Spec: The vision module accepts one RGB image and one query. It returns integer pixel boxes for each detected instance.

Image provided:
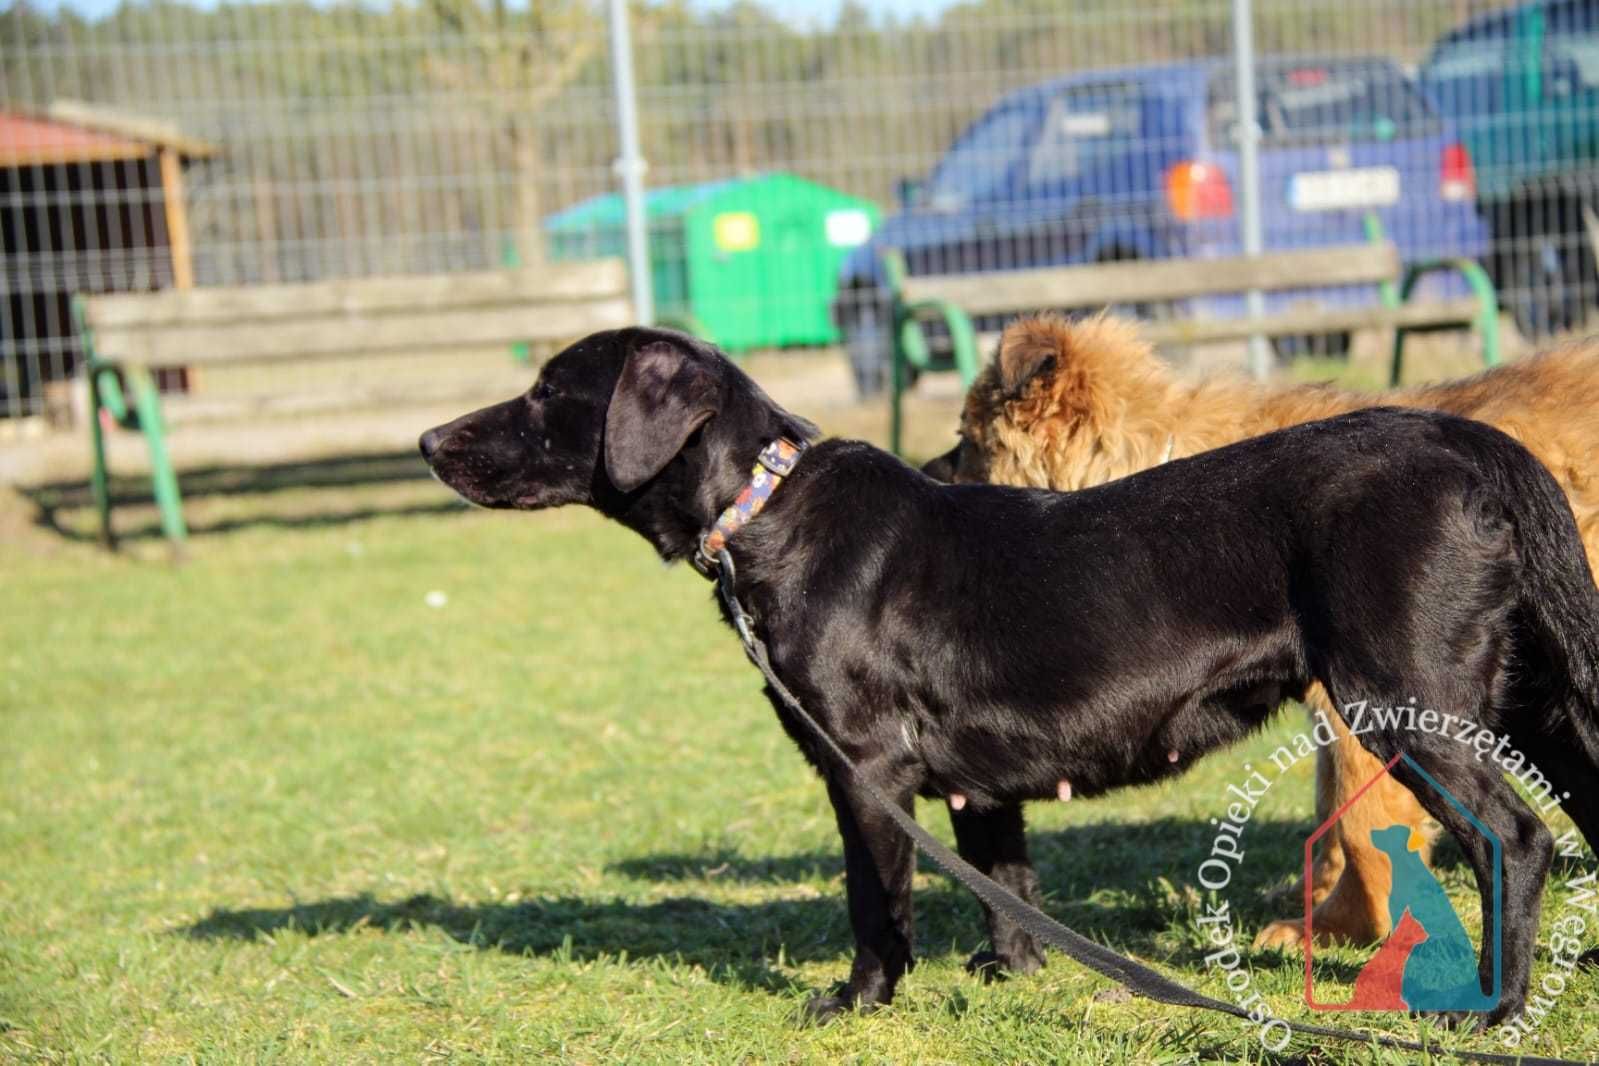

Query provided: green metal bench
[74,259,633,552]
[882,218,1502,454]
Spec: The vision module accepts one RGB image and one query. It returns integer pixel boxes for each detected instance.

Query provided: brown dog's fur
[953,314,1599,950]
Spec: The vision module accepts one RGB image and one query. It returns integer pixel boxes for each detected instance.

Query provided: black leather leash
[712,548,1593,1066]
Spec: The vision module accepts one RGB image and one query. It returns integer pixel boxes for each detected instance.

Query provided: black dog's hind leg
[808,770,917,1020]
[1513,721,1599,973]
[1350,708,1553,1029]
[949,802,1046,979]
[1565,772,1599,970]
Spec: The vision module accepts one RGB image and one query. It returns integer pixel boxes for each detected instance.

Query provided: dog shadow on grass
[182,817,1351,997]
[608,816,1370,982]
[182,889,834,994]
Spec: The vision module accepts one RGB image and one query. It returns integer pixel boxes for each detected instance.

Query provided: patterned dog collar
[696,438,808,573]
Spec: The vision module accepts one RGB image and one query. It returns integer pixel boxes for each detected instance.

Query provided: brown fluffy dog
[928,314,1599,950]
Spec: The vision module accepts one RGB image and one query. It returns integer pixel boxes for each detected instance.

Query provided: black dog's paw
[965,944,1045,983]
[965,950,1006,982]
[1581,948,1599,970]
[1481,991,1528,1032]
[1419,1009,1493,1034]
[1003,938,1046,976]
[801,990,856,1024]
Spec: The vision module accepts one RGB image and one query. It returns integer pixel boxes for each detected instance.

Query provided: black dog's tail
[1474,424,1599,765]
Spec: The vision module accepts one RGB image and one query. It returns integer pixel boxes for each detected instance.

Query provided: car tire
[1494,192,1597,339]
[841,293,895,399]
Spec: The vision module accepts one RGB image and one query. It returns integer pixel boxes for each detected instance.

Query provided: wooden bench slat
[92,297,635,366]
[900,244,1401,312]
[1137,299,1485,346]
[83,260,628,329]
[158,379,534,424]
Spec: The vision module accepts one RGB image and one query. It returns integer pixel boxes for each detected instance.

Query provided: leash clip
[714,548,756,648]
[693,533,719,576]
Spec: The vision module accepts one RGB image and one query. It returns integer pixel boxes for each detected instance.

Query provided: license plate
[1288,167,1401,211]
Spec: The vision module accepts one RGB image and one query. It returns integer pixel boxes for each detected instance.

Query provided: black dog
[421,327,1599,1027]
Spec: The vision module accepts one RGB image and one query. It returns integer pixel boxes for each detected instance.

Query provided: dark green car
[1420,0,1599,335]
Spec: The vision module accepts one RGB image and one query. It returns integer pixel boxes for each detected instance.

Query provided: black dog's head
[420,327,817,559]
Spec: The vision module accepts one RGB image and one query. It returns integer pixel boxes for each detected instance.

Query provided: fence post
[607,0,654,326]
[1231,0,1269,380]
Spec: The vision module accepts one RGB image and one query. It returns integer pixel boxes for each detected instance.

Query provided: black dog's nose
[419,427,444,461]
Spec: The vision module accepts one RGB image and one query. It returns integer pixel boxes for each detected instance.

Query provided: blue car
[835,56,1490,395]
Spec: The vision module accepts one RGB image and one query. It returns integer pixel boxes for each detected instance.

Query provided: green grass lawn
[3,468,1597,1064]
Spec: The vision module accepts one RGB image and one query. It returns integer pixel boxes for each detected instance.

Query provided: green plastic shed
[544,172,879,352]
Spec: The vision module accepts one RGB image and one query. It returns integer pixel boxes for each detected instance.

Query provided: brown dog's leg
[1263,696,1345,908]
[1254,693,1433,951]
[1308,719,1346,900]
[1268,708,1346,904]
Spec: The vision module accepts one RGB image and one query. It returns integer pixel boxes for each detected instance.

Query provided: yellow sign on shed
[712,211,760,252]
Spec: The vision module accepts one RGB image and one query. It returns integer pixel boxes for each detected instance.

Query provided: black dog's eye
[531,381,556,402]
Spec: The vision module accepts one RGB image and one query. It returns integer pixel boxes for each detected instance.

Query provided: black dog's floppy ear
[604,339,719,492]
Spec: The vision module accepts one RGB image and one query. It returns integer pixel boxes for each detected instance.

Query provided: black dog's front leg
[808,771,916,1020]
[949,802,1046,979]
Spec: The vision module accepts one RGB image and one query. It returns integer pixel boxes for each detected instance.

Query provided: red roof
[0,111,155,167]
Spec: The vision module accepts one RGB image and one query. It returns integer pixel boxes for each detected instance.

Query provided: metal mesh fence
[3,0,1595,420]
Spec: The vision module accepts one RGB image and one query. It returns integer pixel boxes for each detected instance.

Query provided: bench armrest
[1391,257,1502,385]
[71,294,134,425]
[1365,213,1501,382]
[880,249,981,385]
[897,298,981,384]
[1400,257,1499,322]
